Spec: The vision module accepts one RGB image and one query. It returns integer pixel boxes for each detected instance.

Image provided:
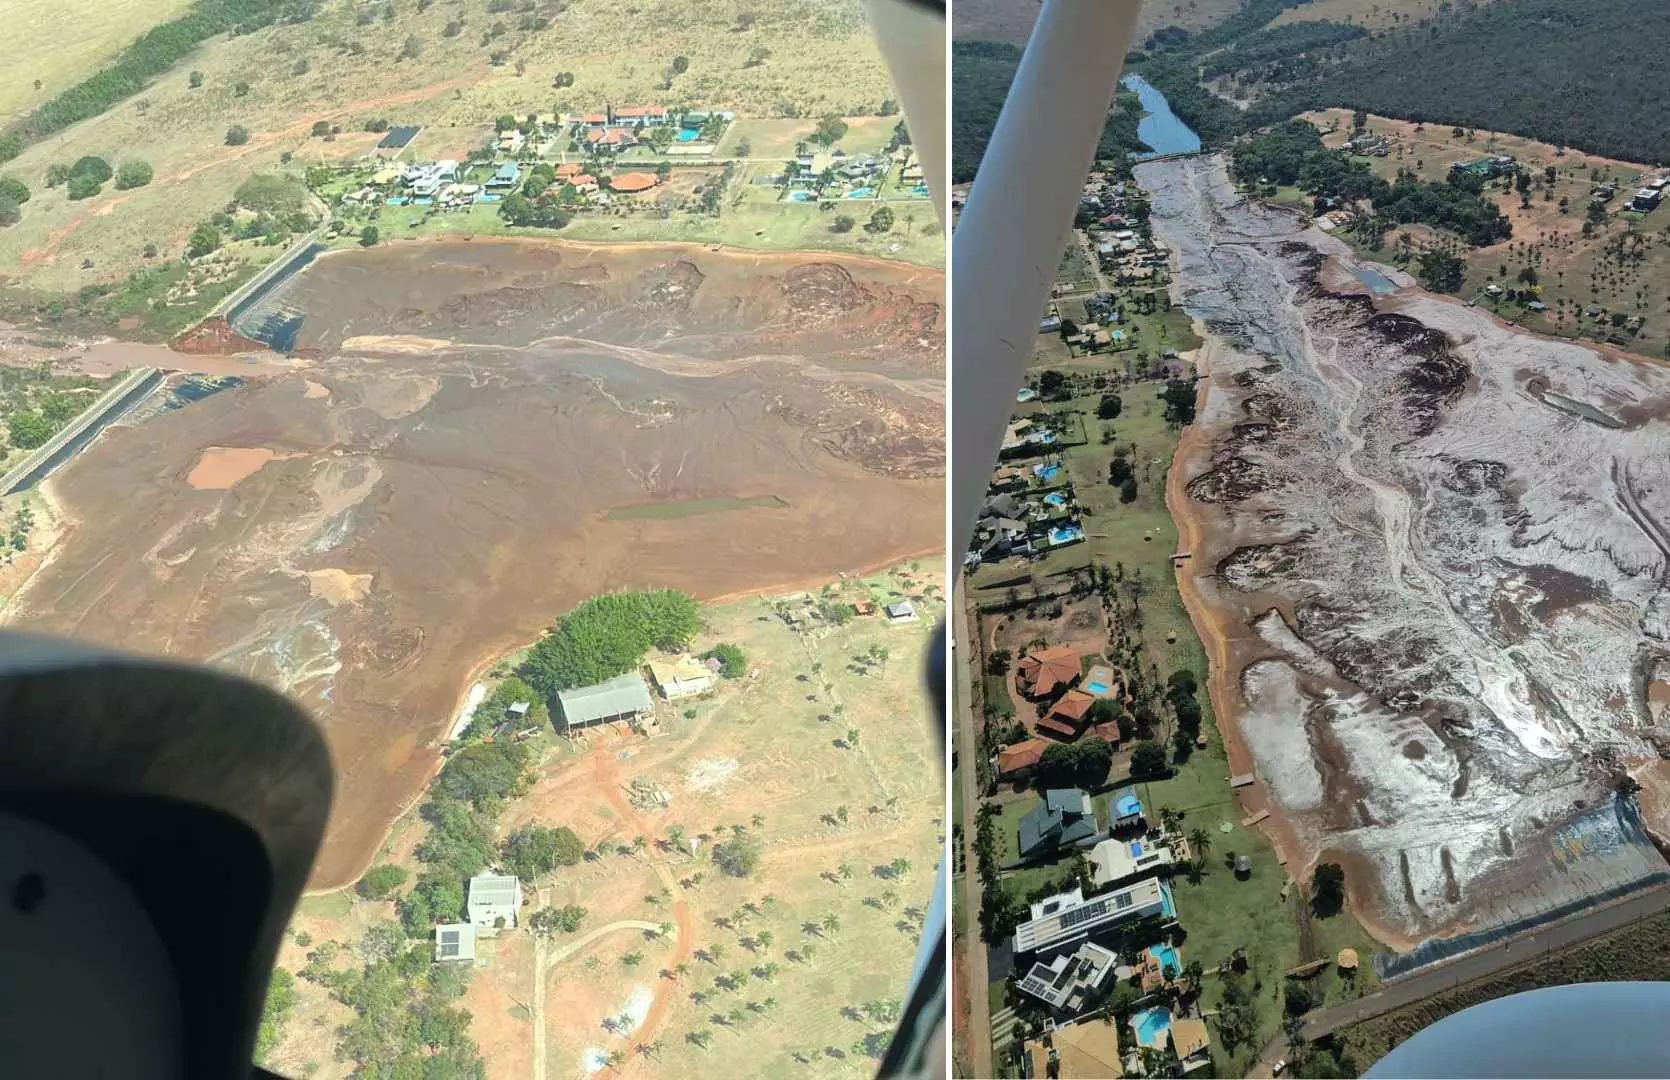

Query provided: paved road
[953,576,993,1079]
[1252,884,1670,1074]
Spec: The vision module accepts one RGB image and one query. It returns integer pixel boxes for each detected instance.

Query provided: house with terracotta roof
[1168,1016,1211,1070]
[1016,646,1083,699]
[611,105,668,125]
[995,737,1049,779]
[610,171,660,193]
[1041,688,1096,739]
[554,162,585,178]
[570,174,598,194]
[585,126,638,151]
[574,112,610,127]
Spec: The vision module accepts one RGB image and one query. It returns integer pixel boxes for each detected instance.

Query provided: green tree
[66,174,102,200]
[7,412,53,450]
[671,55,690,74]
[1119,477,1139,503]
[310,120,331,137]
[712,833,762,878]
[529,904,587,936]
[831,214,856,234]
[1312,862,1346,917]
[225,125,251,146]
[435,739,532,812]
[0,195,18,229]
[44,163,69,187]
[358,863,409,900]
[115,160,152,189]
[400,34,422,60]
[254,968,297,1064]
[1096,393,1123,419]
[189,70,204,88]
[359,225,380,247]
[518,590,701,694]
[500,824,584,880]
[0,177,30,204]
[235,80,250,97]
[866,205,895,233]
[1416,249,1466,293]
[1130,740,1168,779]
[704,643,746,678]
[811,114,849,147]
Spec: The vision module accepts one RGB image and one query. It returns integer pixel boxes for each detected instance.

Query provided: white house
[466,873,522,932]
[647,657,715,699]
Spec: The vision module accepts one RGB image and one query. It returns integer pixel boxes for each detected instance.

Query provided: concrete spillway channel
[0,367,165,496]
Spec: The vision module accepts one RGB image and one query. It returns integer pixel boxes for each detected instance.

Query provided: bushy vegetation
[499,192,571,229]
[499,824,584,881]
[519,589,701,696]
[703,643,746,678]
[253,968,297,1065]
[114,160,153,190]
[0,177,29,205]
[1200,20,1366,81]
[1232,122,1511,246]
[1036,736,1112,790]
[1246,0,1670,166]
[5,0,300,153]
[309,928,482,1076]
[358,863,408,900]
[712,832,762,878]
[434,738,534,814]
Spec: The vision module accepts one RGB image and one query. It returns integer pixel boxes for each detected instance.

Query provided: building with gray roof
[555,671,653,731]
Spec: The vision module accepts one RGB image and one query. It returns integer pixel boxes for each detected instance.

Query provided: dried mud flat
[3,239,943,889]
[1143,156,1670,946]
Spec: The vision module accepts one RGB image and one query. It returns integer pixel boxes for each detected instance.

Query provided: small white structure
[647,657,715,700]
[885,601,918,623]
[434,922,477,963]
[466,873,522,932]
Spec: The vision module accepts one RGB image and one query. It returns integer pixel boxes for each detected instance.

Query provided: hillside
[952,0,1243,46]
[0,0,896,296]
[1246,0,1670,166]
[0,0,195,121]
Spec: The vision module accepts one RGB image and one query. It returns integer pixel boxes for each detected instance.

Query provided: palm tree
[633,835,648,856]
[757,929,774,949]
[836,805,850,825]
[838,862,854,882]
[752,813,765,830]
[688,1029,712,1050]
[675,962,690,980]
[1188,827,1212,867]
[667,825,685,851]
[822,912,841,935]
[710,943,725,962]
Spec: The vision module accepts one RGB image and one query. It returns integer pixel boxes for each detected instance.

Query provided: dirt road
[952,576,992,1079]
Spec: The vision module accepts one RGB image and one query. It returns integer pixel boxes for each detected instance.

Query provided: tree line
[518,589,701,696]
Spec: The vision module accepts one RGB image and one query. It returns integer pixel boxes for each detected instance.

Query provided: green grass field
[0,0,194,119]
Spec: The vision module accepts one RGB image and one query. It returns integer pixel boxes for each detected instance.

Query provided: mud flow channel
[4,239,944,888]
[1143,155,1670,948]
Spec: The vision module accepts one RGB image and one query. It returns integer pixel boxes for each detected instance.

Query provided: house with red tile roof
[995,738,1049,779]
[610,171,660,193]
[585,126,638,150]
[1016,646,1083,699]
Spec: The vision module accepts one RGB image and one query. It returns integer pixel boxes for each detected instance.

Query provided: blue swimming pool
[846,187,876,199]
[788,191,816,202]
[1044,492,1067,507]
[1149,943,1182,978]
[1033,464,1061,480]
[1132,1007,1172,1050]
[912,184,930,196]
[1086,679,1111,695]
[676,128,700,142]
[1049,525,1083,546]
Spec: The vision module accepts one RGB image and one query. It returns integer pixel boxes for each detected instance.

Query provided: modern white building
[1012,879,1176,957]
[1016,940,1118,1012]
[1089,836,1175,888]
[466,873,522,932]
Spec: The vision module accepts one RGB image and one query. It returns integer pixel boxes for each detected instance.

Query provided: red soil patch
[185,446,295,490]
[173,317,265,354]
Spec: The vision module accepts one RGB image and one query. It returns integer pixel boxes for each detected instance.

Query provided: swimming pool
[676,128,700,142]
[1085,679,1111,695]
[1149,943,1182,978]
[1132,1007,1172,1050]
[912,184,930,196]
[1049,525,1084,546]
[1033,464,1061,481]
[846,187,876,198]
[788,191,816,202]
[1044,492,1068,507]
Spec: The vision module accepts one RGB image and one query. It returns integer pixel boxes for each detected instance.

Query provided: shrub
[114,160,152,190]
[186,224,221,257]
[712,833,761,878]
[310,120,331,137]
[359,225,379,246]
[70,156,112,184]
[0,195,18,228]
[831,214,855,233]
[188,70,203,89]
[0,177,30,204]
[704,643,746,678]
[226,125,250,146]
[358,864,408,900]
[1312,862,1346,917]
[7,411,53,449]
[65,175,102,200]
[866,205,894,233]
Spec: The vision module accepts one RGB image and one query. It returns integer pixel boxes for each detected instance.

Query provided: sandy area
[184,446,297,490]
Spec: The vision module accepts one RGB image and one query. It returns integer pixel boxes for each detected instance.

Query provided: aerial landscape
[953,0,1670,1077]
[0,0,942,1077]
